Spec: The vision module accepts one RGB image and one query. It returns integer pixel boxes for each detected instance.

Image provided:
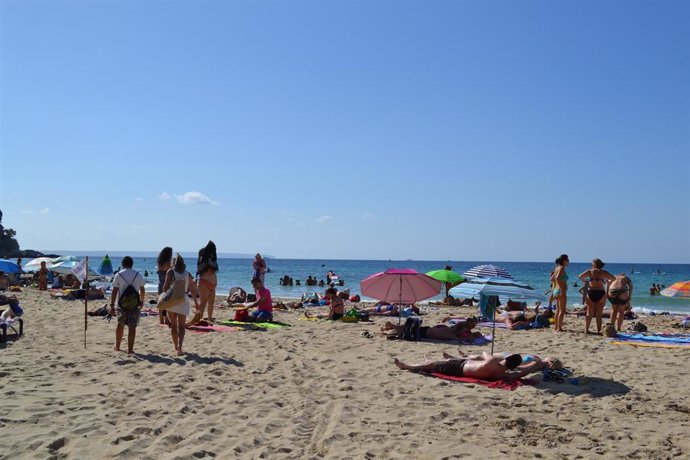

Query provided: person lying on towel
[394,351,558,381]
[500,307,554,330]
[381,317,482,341]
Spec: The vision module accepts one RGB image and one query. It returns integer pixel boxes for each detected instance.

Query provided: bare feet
[176,347,183,356]
[442,352,454,359]
[114,346,120,352]
[393,358,409,370]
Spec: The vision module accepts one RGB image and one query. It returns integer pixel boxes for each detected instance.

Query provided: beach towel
[609,332,690,348]
[429,372,536,391]
[219,320,290,329]
[187,324,238,333]
[424,334,494,346]
[477,321,509,329]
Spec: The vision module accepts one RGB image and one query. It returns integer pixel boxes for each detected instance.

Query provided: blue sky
[1,0,688,263]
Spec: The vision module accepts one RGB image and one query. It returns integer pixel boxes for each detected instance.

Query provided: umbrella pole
[84,257,88,350]
[398,276,402,327]
[491,300,496,355]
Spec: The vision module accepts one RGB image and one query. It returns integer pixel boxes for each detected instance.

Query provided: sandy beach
[1,289,689,459]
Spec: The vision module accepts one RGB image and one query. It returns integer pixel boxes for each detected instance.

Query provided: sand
[1,289,689,459]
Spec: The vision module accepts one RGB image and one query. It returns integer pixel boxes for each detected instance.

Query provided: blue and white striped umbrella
[463,264,513,280]
[449,277,545,302]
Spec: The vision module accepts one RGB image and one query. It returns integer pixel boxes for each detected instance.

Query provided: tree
[0,209,20,256]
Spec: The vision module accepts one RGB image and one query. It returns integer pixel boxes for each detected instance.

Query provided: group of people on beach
[105,244,273,355]
[550,254,633,334]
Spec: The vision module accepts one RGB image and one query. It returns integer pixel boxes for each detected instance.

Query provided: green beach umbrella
[425,269,465,284]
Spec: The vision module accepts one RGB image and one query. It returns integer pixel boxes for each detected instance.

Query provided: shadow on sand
[539,376,630,397]
[114,352,243,367]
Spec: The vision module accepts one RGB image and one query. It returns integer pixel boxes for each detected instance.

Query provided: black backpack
[401,317,422,341]
[118,272,142,311]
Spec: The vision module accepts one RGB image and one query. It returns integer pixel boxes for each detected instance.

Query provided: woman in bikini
[195,241,219,323]
[608,274,633,332]
[550,254,569,332]
[156,247,173,325]
[578,259,616,334]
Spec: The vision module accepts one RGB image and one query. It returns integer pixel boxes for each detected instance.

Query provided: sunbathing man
[394,351,555,380]
[381,317,482,341]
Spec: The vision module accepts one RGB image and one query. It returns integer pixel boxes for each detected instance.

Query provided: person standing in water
[195,241,218,323]
[550,254,569,332]
[578,259,616,334]
[252,254,267,284]
[156,247,173,325]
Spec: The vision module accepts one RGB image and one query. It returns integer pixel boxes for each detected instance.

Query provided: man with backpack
[109,256,146,354]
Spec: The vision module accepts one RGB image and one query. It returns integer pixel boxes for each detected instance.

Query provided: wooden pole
[84,257,88,349]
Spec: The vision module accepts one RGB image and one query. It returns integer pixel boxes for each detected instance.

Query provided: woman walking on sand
[578,259,615,334]
[161,254,199,356]
[38,261,49,290]
[550,254,569,332]
[156,247,173,325]
[195,241,218,323]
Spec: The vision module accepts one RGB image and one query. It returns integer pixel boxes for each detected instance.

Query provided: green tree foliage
[0,210,21,256]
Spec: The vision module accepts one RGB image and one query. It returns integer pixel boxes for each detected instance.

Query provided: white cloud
[316,215,334,224]
[175,191,218,205]
[158,192,172,201]
[20,208,50,215]
[362,212,377,220]
[20,210,35,214]
[39,208,50,214]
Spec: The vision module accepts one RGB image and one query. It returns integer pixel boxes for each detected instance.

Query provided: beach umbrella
[660,281,690,299]
[52,255,80,264]
[360,268,442,325]
[361,268,442,304]
[50,260,98,276]
[450,277,545,353]
[23,257,55,271]
[449,277,545,302]
[98,255,113,276]
[425,269,465,285]
[0,259,20,274]
[463,264,513,280]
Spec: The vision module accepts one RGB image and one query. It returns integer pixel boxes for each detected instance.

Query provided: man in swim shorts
[394,351,554,381]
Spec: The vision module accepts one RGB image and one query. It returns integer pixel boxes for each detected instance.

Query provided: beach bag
[631,322,648,333]
[228,287,247,304]
[234,308,249,321]
[157,272,187,311]
[401,317,422,341]
[118,272,141,312]
[604,323,618,338]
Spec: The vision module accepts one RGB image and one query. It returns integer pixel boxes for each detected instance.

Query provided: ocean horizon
[36,252,690,315]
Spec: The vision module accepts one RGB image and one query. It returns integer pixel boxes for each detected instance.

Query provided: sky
[1,0,688,263]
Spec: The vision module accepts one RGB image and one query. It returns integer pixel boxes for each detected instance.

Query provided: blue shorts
[251,310,272,321]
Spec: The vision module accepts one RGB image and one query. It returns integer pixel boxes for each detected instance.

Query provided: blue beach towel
[614,333,690,345]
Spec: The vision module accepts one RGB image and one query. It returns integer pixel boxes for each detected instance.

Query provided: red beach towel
[430,372,536,391]
[186,325,238,333]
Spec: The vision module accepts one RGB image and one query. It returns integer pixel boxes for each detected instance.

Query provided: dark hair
[157,247,173,268]
[592,258,604,269]
[505,354,523,369]
[325,287,337,296]
[252,278,263,286]
[173,254,186,273]
[122,256,134,269]
[555,254,569,266]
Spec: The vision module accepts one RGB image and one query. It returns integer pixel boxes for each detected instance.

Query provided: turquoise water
[123,258,690,315]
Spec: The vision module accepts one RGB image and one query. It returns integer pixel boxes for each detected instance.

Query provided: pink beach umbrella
[360,269,442,323]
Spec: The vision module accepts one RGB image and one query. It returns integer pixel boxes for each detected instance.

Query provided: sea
[106,257,690,315]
